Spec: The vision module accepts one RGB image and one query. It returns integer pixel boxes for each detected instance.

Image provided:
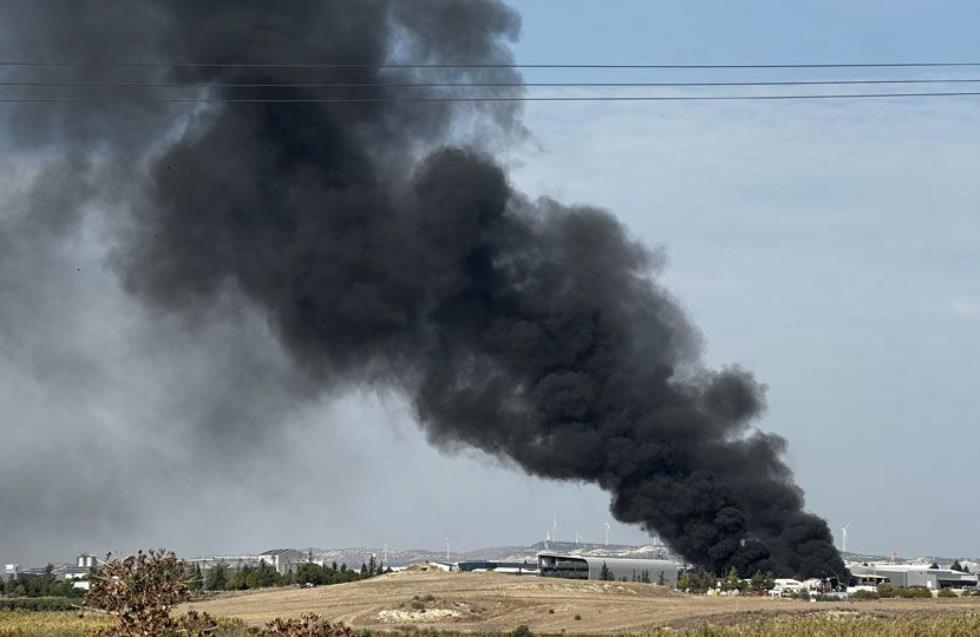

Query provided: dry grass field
[182,568,980,634]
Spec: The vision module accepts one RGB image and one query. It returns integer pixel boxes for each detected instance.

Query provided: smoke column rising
[2,1,843,577]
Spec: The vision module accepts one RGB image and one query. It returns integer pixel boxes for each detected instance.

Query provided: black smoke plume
[2,1,843,578]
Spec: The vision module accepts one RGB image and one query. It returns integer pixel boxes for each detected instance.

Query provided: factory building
[849,563,978,590]
[454,560,538,574]
[537,553,680,588]
[185,552,286,575]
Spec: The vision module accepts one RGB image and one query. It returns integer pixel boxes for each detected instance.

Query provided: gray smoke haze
[0,1,843,577]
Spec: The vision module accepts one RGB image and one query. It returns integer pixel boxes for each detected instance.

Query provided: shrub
[86,550,195,636]
[263,614,353,636]
[0,598,77,612]
[850,590,880,600]
[937,588,957,598]
[574,614,581,621]
[512,624,532,637]
[896,586,932,599]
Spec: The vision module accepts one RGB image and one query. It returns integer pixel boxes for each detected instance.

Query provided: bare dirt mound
[182,571,980,634]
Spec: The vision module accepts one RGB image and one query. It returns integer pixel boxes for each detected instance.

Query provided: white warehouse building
[849,563,978,590]
[537,553,680,588]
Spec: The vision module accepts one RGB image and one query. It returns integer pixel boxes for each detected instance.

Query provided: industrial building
[185,552,286,575]
[537,552,679,587]
[848,563,978,590]
[453,560,538,574]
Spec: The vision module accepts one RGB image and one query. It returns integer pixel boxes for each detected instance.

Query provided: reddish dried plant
[263,614,353,637]
[85,549,205,636]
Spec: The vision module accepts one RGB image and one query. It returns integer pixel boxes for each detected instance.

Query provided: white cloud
[952,296,980,316]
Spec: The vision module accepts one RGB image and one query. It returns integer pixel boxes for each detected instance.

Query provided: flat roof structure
[537,553,680,587]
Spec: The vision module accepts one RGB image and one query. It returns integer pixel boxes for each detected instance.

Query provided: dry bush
[86,550,195,636]
[263,613,353,636]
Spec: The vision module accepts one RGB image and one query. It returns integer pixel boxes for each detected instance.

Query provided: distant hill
[277,540,678,569]
[269,544,977,571]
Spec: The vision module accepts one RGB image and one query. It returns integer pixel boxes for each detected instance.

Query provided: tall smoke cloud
[1,1,843,577]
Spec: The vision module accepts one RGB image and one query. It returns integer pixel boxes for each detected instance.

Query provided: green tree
[763,571,775,591]
[295,563,326,586]
[687,568,715,594]
[26,564,57,597]
[205,563,228,591]
[750,570,765,592]
[951,560,965,572]
[677,571,690,591]
[229,565,259,590]
[256,560,281,588]
[599,562,613,581]
[656,571,666,586]
[192,564,204,591]
[722,567,740,592]
[368,555,377,575]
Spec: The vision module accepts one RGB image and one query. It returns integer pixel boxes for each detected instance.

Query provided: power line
[0,91,979,103]
[2,61,980,70]
[5,78,980,89]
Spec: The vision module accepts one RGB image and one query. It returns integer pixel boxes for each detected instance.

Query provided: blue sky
[512,1,980,65]
[504,1,980,557]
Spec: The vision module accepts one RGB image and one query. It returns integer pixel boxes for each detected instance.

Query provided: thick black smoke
[4,1,843,577]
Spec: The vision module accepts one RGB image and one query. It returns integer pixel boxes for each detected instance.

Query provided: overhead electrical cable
[2,61,980,70]
[4,78,980,89]
[2,91,980,103]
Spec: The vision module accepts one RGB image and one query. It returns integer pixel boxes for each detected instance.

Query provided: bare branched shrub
[263,613,353,636]
[86,550,193,636]
[178,609,222,636]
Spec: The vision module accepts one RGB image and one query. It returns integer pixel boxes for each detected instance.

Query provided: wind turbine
[841,523,851,554]
[603,522,611,546]
[553,514,558,544]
